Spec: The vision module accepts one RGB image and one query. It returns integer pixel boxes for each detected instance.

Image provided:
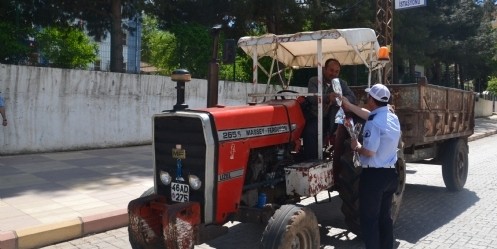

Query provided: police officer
[340,83,401,249]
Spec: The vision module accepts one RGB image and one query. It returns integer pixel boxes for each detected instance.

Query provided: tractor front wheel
[261,204,320,249]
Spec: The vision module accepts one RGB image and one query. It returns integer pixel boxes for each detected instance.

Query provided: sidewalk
[1,115,497,249]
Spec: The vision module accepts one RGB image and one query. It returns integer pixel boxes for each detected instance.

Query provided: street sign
[395,0,426,10]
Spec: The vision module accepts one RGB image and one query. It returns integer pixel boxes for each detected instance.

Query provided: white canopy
[237,28,381,68]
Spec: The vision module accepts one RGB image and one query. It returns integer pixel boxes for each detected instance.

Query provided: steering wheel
[275,90,299,100]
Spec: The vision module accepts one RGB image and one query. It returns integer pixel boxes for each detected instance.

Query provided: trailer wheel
[338,145,406,236]
[261,204,319,249]
[442,138,468,191]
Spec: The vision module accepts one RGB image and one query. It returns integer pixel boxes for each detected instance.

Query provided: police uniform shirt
[360,106,401,168]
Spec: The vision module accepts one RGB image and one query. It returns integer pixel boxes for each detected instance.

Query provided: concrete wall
[0,64,305,155]
[475,98,494,118]
[1,64,493,155]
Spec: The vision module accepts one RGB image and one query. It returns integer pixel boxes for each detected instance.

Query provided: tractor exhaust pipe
[171,69,191,111]
[207,24,222,108]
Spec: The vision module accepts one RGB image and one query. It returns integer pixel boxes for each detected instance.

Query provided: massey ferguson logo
[172,144,186,159]
[218,124,290,141]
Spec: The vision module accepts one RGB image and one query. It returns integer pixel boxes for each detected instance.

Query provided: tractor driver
[302,58,357,160]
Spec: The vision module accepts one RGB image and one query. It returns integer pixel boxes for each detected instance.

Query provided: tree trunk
[409,58,416,83]
[110,0,124,73]
[312,0,323,30]
[454,64,459,89]
[444,63,450,87]
[432,61,441,85]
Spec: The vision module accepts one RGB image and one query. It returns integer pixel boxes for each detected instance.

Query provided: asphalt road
[42,134,497,249]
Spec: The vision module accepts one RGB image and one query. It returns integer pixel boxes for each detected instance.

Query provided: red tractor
[128,28,406,249]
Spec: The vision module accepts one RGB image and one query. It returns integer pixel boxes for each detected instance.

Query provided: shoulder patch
[364,130,371,138]
[368,114,376,121]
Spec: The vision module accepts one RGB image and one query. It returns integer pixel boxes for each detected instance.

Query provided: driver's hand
[351,138,360,151]
[329,92,340,104]
[340,95,350,108]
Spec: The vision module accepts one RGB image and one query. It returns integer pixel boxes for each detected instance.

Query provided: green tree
[141,15,213,78]
[36,27,98,69]
[169,24,212,78]
[1,0,142,72]
[393,0,497,88]
[487,76,497,95]
[46,0,140,72]
[141,16,176,75]
[0,21,35,64]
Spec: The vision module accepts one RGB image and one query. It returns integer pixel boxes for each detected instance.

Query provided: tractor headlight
[160,171,172,186]
[189,175,202,190]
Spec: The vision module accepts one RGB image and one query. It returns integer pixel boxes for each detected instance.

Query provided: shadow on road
[394,184,479,243]
[200,183,479,248]
[313,183,479,247]
[0,145,153,198]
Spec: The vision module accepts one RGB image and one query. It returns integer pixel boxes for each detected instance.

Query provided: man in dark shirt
[303,58,356,160]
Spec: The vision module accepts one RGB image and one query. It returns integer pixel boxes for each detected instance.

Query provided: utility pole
[376,0,393,84]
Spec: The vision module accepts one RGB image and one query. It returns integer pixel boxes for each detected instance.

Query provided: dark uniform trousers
[359,167,398,249]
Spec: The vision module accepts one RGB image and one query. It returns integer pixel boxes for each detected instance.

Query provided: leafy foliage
[0,22,35,64]
[141,16,214,78]
[219,52,253,83]
[169,24,213,78]
[2,0,497,89]
[487,76,497,95]
[141,16,176,75]
[393,0,497,88]
[36,27,98,69]
[0,0,144,72]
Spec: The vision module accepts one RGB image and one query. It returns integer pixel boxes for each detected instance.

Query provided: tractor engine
[240,143,297,208]
[150,99,306,225]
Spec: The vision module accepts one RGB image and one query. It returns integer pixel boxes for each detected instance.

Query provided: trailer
[352,83,474,191]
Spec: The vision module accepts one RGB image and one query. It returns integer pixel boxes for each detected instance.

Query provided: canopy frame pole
[317,39,323,160]
[264,56,277,97]
[251,47,258,103]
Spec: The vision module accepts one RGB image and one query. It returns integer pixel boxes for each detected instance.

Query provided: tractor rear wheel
[261,204,320,249]
[392,153,406,222]
[337,153,362,235]
[441,138,468,191]
[338,148,406,236]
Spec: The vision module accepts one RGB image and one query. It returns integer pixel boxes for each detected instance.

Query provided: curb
[468,130,497,142]
[0,208,128,249]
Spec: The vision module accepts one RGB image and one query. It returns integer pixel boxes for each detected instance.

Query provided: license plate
[171,182,189,202]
